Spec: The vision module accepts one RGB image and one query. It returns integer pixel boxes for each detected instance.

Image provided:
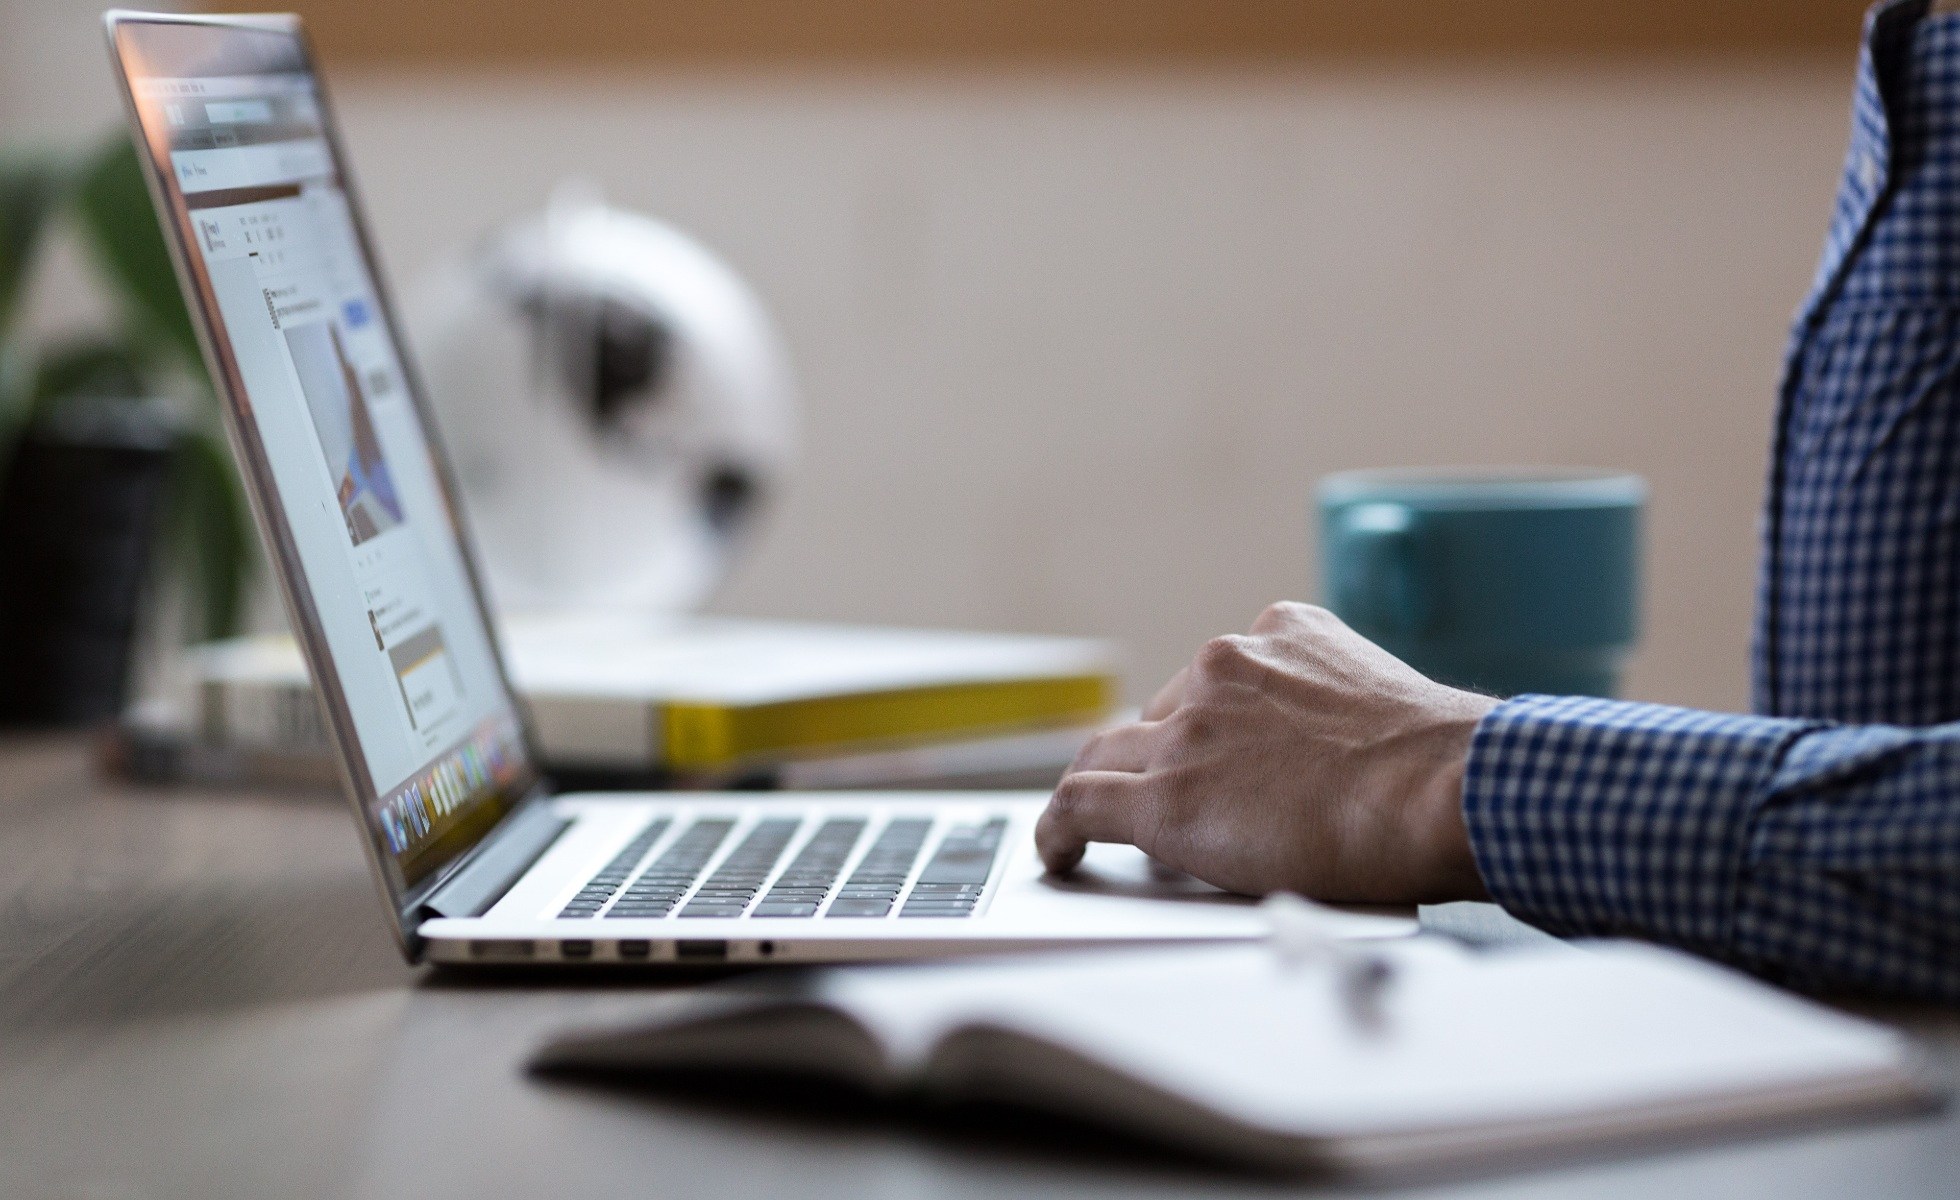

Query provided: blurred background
[0,0,1872,712]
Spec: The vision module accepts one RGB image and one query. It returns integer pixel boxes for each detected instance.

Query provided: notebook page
[817,940,1914,1140]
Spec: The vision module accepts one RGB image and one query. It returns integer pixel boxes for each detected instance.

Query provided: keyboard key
[556,816,672,918]
[752,903,819,918]
[673,817,802,918]
[914,818,1008,886]
[793,816,937,920]
[589,816,738,918]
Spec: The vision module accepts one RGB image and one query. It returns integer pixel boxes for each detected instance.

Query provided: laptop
[104,11,1412,967]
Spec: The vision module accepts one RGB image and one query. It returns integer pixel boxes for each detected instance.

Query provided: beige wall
[3,0,1859,712]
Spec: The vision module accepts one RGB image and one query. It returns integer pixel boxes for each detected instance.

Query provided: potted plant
[0,134,253,728]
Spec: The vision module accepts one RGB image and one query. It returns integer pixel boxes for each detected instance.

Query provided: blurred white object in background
[411,185,797,613]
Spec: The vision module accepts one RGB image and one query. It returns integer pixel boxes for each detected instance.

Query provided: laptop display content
[110,17,538,904]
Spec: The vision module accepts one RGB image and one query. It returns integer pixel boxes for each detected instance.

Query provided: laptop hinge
[420,802,573,919]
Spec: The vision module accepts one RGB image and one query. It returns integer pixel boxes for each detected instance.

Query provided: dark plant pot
[0,416,174,728]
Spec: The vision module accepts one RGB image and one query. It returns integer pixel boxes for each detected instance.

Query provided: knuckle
[1262,600,1308,625]
[1196,634,1253,675]
[1252,601,1348,648]
[1047,776,1091,820]
[1068,729,1110,770]
[1082,726,1111,747]
[1253,600,1315,632]
[1306,604,1354,637]
[1169,707,1218,749]
[1281,601,1335,629]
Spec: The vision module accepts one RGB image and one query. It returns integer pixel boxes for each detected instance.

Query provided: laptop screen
[110,16,539,898]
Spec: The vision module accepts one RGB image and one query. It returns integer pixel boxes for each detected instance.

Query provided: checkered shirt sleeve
[1464,695,1960,1000]
[1464,1,1960,1001]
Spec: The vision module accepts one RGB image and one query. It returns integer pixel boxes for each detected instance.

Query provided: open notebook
[533,938,1937,1176]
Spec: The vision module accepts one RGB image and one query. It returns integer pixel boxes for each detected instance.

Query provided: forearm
[1462,695,1960,1000]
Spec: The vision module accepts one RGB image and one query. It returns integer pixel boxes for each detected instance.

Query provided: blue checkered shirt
[1462,0,1960,1001]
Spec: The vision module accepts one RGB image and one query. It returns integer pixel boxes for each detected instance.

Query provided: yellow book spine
[660,675,1113,770]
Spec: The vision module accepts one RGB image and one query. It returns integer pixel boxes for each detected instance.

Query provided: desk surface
[1,735,1955,1200]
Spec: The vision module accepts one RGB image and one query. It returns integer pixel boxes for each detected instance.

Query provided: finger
[1067,720,1164,774]
[1037,770,1148,873]
[1142,667,1190,721]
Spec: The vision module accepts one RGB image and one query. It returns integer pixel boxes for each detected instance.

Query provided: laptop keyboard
[753,817,867,917]
[902,817,1007,918]
[678,818,801,918]
[559,813,1005,921]
[827,817,933,917]
[589,817,734,919]
[555,817,671,918]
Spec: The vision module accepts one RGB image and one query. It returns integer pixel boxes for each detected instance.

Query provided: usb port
[616,939,651,959]
[559,940,594,959]
[675,939,728,961]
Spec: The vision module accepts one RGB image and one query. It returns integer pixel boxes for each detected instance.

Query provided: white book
[191,612,1119,771]
[533,939,1935,1177]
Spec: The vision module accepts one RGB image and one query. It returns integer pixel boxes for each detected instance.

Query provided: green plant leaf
[28,335,151,407]
[70,135,206,379]
[167,425,256,640]
[0,146,70,341]
[7,138,256,651]
[0,341,31,443]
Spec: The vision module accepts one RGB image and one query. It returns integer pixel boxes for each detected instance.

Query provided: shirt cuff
[1461,694,1820,953]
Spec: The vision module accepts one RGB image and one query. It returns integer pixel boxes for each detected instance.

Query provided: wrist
[1405,694,1496,903]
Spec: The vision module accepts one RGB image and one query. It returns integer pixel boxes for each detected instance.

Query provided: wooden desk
[2,735,1955,1198]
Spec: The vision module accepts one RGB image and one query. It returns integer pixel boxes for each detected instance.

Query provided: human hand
[1036,602,1497,904]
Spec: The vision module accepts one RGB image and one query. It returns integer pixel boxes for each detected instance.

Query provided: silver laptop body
[106,10,1406,966]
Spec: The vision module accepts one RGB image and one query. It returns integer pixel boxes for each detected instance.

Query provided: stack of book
[123,612,1120,791]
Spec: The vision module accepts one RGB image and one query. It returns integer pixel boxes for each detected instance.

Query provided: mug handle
[1334,502,1432,638]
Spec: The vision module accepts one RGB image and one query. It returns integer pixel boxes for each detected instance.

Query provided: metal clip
[1263,892,1397,1034]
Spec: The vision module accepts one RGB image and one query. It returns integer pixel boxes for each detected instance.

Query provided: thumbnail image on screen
[286,320,405,545]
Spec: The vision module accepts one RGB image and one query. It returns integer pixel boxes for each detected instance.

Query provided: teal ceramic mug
[1318,468,1645,698]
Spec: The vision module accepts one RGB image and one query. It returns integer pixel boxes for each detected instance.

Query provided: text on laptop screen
[119,28,533,889]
